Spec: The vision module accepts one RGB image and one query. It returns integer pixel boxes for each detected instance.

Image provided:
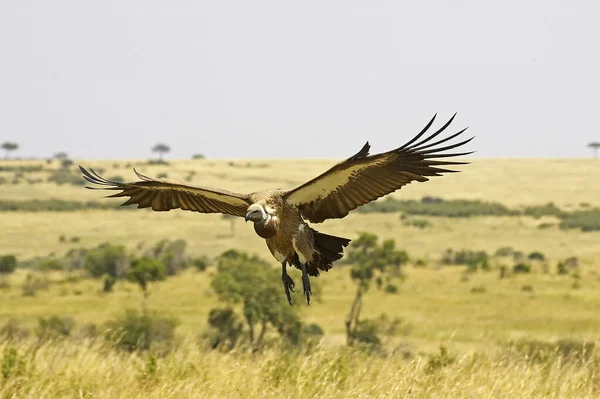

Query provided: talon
[281,261,295,306]
[302,273,312,305]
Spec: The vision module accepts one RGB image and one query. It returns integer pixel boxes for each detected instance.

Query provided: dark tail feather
[307,230,351,276]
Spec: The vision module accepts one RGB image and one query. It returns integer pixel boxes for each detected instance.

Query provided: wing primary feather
[133,168,153,181]
[417,137,475,155]
[411,127,469,152]
[424,151,475,158]
[397,113,437,150]
[407,113,457,149]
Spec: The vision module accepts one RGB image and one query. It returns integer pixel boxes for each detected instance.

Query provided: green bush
[127,257,166,292]
[0,199,130,212]
[528,251,546,261]
[145,239,188,276]
[204,307,245,350]
[1,347,26,379]
[358,197,518,217]
[193,256,209,272]
[84,243,128,278]
[105,309,179,352]
[384,284,398,294]
[442,249,489,271]
[103,274,117,292]
[36,316,75,341]
[37,258,64,271]
[425,345,455,374]
[523,202,564,218]
[513,263,531,274]
[0,255,17,274]
[559,209,600,232]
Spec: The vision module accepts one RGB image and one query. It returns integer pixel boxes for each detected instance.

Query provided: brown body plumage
[80,114,473,305]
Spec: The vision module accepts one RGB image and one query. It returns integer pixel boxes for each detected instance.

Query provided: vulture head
[245,203,268,223]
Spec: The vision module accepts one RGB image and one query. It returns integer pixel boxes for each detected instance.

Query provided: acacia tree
[210,250,303,349]
[127,257,166,311]
[345,232,408,347]
[589,142,600,158]
[1,142,18,159]
[152,143,170,161]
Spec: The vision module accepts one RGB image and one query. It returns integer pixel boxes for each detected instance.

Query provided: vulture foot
[281,261,295,305]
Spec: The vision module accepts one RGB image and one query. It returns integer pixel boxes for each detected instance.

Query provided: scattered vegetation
[208,250,304,349]
[358,196,518,217]
[345,233,408,348]
[105,309,179,352]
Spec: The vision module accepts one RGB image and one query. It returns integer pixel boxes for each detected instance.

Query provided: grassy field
[1,157,600,397]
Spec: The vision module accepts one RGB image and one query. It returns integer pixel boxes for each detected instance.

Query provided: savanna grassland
[1,157,600,398]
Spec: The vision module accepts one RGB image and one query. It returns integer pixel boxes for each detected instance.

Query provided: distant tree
[1,142,18,159]
[222,214,237,237]
[53,152,69,161]
[127,257,166,310]
[589,142,600,158]
[345,233,408,347]
[0,255,17,274]
[152,143,171,161]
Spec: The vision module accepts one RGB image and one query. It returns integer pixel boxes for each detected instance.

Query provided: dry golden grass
[1,338,599,398]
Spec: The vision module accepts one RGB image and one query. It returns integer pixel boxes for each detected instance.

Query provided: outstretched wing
[283,114,473,223]
[80,166,252,217]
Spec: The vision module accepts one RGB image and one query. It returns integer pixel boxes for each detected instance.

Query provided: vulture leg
[281,261,295,305]
[299,263,312,305]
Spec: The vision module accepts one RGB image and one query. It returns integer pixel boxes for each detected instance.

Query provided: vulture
[80,114,473,305]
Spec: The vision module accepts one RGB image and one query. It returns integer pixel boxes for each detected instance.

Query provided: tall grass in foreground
[1,337,599,398]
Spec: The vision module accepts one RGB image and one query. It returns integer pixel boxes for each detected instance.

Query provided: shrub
[384,284,398,294]
[557,262,569,275]
[1,347,26,379]
[494,247,514,257]
[559,209,600,232]
[523,202,564,218]
[105,309,178,352]
[0,319,29,341]
[84,243,128,278]
[0,255,16,274]
[37,258,64,271]
[471,285,486,293]
[204,307,244,350]
[403,218,431,228]
[103,274,117,292]
[358,197,518,217]
[442,249,489,271]
[21,274,50,296]
[145,239,188,276]
[127,257,166,292]
[193,256,209,272]
[36,316,75,341]
[425,345,455,374]
[528,251,545,261]
[513,263,531,274]
[192,154,205,159]
[521,285,534,292]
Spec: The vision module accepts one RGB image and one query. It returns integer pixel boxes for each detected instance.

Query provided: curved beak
[245,212,251,222]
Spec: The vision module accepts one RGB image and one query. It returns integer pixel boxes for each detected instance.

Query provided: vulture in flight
[80,114,473,305]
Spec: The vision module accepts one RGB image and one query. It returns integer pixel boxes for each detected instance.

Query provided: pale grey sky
[1,1,598,160]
